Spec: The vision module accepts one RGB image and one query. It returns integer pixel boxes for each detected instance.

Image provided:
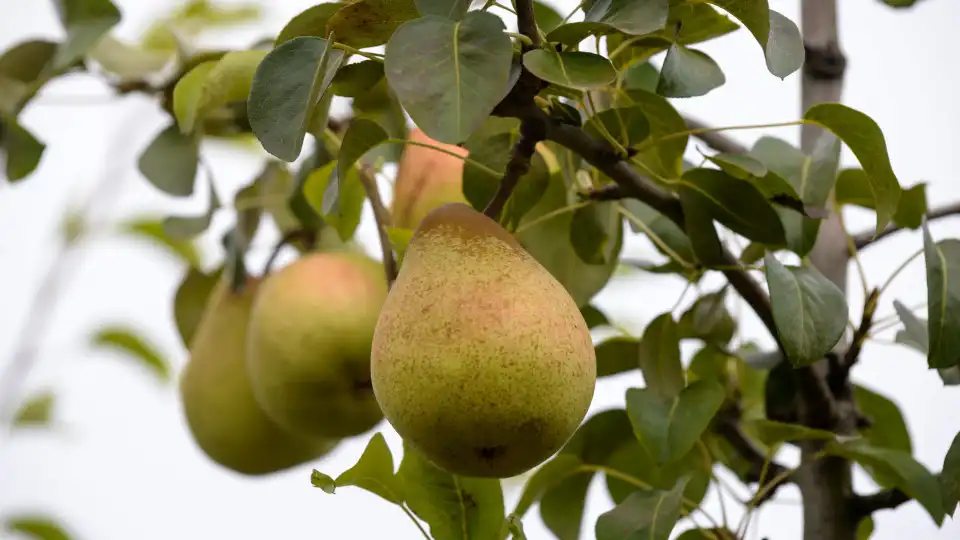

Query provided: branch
[684,117,750,155]
[358,167,399,285]
[483,120,545,220]
[852,201,960,250]
[832,288,879,387]
[514,0,542,48]
[851,487,911,517]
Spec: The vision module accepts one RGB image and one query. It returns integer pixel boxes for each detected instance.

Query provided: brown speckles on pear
[371,203,596,478]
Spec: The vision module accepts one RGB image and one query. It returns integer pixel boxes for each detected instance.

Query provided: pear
[179,277,337,475]
[371,203,597,478]
[391,128,469,229]
[246,251,388,439]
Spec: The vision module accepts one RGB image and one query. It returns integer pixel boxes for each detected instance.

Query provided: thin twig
[832,288,879,389]
[852,201,960,250]
[684,117,750,155]
[262,229,316,276]
[714,409,792,503]
[358,167,399,285]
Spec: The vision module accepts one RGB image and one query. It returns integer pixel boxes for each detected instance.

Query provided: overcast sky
[1,1,959,539]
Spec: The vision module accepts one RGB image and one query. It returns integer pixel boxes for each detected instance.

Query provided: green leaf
[704,1,800,78]
[604,440,711,507]
[540,410,635,540]
[162,175,221,239]
[5,516,72,540]
[594,477,688,540]
[618,89,688,180]
[894,299,928,353]
[516,162,622,307]
[764,10,804,78]
[596,337,640,378]
[173,266,222,348]
[748,133,840,256]
[398,441,505,540]
[303,161,365,242]
[387,227,414,265]
[310,470,337,493]
[248,36,345,161]
[657,44,725,98]
[583,0,669,36]
[87,35,172,82]
[334,432,403,503]
[764,253,848,366]
[0,40,58,104]
[826,439,945,526]
[581,304,610,329]
[503,152,550,231]
[638,313,684,400]
[941,430,960,517]
[276,3,345,44]
[13,391,55,428]
[854,384,912,453]
[52,0,122,70]
[385,12,513,144]
[121,218,200,266]
[804,103,902,234]
[625,380,725,464]
[678,290,736,346]
[570,204,619,265]
[336,118,387,205]
[329,60,385,98]
[678,189,726,267]
[745,419,835,446]
[92,326,170,382]
[857,517,875,540]
[1,116,46,182]
[533,1,564,33]
[621,199,695,266]
[705,153,767,179]
[137,122,199,196]
[923,226,960,370]
[679,168,786,247]
[416,0,469,19]
[892,183,927,230]
[328,0,420,48]
[584,106,651,149]
[174,50,266,133]
[523,50,617,91]
[512,454,583,517]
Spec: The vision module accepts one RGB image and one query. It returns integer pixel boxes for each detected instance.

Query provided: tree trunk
[797,1,859,539]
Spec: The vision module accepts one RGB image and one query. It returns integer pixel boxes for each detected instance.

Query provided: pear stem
[263,229,316,276]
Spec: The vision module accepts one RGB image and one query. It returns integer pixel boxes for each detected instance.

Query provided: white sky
[1,1,959,539]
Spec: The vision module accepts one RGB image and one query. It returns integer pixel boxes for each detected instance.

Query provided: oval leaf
[276,2,345,45]
[398,441,505,540]
[764,253,848,366]
[13,391,55,428]
[922,225,960,369]
[596,337,640,378]
[584,0,669,36]
[137,122,199,197]
[626,380,725,464]
[679,168,786,247]
[595,477,688,540]
[657,44,725,98]
[523,49,617,90]
[248,36,345,161]
[335,432,402,503]
[638,312,684,400]
[175,50,267,133]
[416,0,470,20]
[385,12,513,144]
[765,10,804,78]
[942,430,960,517]
[91,326,171,382]
[803,103,902,234]
[328,0,420,48]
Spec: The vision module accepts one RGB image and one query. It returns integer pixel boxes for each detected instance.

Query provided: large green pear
[371,203,597,478]
[179,277,337,475]
[246,251,388,439]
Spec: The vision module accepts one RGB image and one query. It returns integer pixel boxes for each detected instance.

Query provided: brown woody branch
[358,167,399,286]
[851,487,911,517]
[852,201,960,250]
[484,119,546,220]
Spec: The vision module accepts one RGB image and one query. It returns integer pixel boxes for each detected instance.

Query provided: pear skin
[179,277,337,475]
[391,128,468,229]
[371,203,597,478]
[246,251,388,439]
